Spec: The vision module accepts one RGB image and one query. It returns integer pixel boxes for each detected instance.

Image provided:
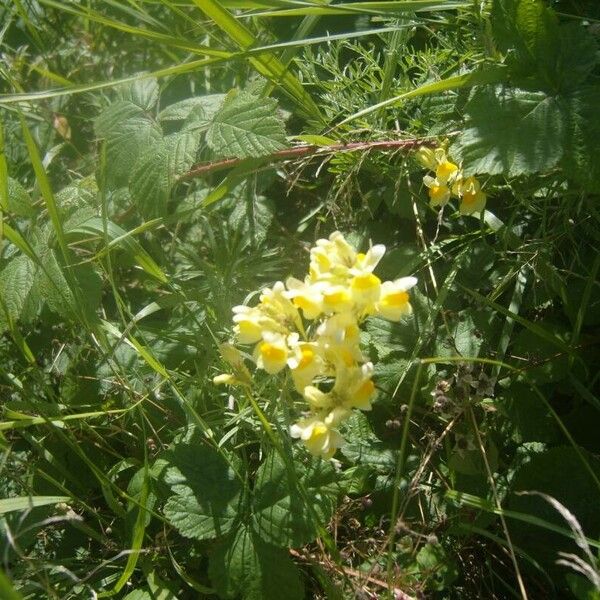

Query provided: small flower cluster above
[417,147,487,215]
[214,232,417,459]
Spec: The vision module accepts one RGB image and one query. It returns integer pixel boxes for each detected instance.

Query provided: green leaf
[163,429,242,541]
[416,543,458,592]
[562,85,600,191]
[33,230,102,323]
[229,191,274,247]
[496,383,558,444]
[158,93,225,127]
[208,524,304,600]
[6,178,34,217]
[207,91,287,159]
[55,176,99,219]
[510,321,572,384]
[116,77,160,111]
[0,255,42,331]
[252,451,339,547]
[507,446,600,567]
[95,100,162,189]
[365,316,418,361]
[129,130,201,219]
[491,0,558,72]
[0,496,69,515]
[453,85,563,176]
[341,412,397,470]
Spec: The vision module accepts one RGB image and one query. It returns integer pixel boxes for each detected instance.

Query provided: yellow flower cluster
[417,147,486,215]
[215,232,418,459]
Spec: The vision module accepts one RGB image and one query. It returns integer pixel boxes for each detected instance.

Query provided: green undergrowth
[0,1,599,599]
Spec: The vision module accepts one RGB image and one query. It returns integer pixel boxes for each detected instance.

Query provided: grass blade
[0,496,70,515]
[191,0,324,121]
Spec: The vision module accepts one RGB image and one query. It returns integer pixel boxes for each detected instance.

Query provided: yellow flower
[284,277,324,319]
[423,175,451,207]
[254,332,289,374]
[376,277,418,321]
[435,160,459,185]
[458,176,486,215]
[415,147,437,170]
[349,272,381,306]
[334,361,376,411]
[289,408,348,459]
[288,342,324,392]
[232,306,267,344]
[321,285,353,313]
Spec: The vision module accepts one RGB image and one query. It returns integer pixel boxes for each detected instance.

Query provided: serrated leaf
[207,91,287,159]
[158,94,225,126]
[116,77,160,111]
[33,229,102,323]
[453,85,563,176]
[95,100,162,189]
[229,191,274,247]
[208,525,304,600]
[55,176,99,218]
[491,0,557,70]
[341,412,397,470]
[0,255,41,331]
[365,316,418,361]
[129,130,200,219]
[252,452,339,547]
[562,85,600,190]
[163,430,242,541]
[6,178,34,217]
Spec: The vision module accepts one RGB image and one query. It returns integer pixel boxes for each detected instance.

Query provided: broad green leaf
[434,310,497,359]
[507,447,600,567]
[0,255,42,331]
[6,178,35,217]
[208,524,304,600]
[416,543,458,592]
[129,130,201,219]
[95,100,162,189]
[562,85,600,191]
[453,85,563,176]
[448,438,498,476]
[341,412,397,470]
[207,91,287,159]
[496,383,558,444]
[116,77,160,111]
[163,429,242,541]
[0,496,69,514]
[157,93,225,127]
[491,0,557,70]
[252,451,339,547]
[229,192,274,246]
[365,316,418,361]
[33,229,102,323]
[55,176,99,218]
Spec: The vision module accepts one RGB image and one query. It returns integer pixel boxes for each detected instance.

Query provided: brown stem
[180,138,432,180]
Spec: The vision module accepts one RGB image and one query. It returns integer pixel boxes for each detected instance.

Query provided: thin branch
[180,138,432,180]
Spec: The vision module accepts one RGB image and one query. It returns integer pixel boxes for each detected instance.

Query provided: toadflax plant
[215,232,417,459]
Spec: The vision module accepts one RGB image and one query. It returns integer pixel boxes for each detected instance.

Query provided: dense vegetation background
[1,0,599,598]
